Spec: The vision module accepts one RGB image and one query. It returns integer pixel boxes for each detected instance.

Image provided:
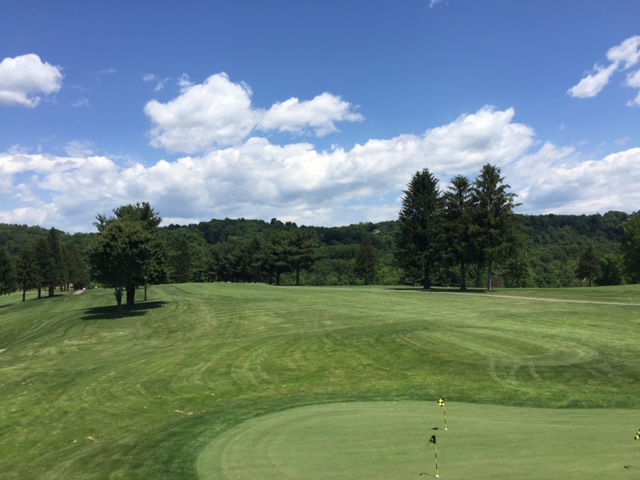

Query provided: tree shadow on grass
[82,301,167,321]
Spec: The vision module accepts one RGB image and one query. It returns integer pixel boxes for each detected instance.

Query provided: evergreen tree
[355,237,379,285]
[443,175,473,290]
[471,164,519,291]
[16,246,38,301]
[397,168,442,289]
[622,213,640,283]
[45,228,64,296]
[0,246,16,295]
[576,244,601,287]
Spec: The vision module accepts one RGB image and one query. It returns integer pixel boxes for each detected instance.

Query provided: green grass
[1,284,640,479]
[197,401,640,479]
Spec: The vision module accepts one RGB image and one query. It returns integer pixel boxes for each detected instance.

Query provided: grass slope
[1,284,639,479]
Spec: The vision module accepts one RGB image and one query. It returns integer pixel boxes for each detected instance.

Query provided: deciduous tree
[89,202,164,315]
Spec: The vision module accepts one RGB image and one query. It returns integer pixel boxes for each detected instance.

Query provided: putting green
[197,401,640,479]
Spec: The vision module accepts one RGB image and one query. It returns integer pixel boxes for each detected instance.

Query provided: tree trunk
[487,261,494,292]
[460,262,467,291]
[423,262,431,289]
[126,286,136,306]
[115,287,123,318]
[22,287,26,302]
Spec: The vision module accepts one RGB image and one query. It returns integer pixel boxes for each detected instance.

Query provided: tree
[622,213,640,283]
[471,164,519,291]
[597,253,625,286]
[89,202,164,315]
[397,169,442,289]
[288,229,322,286]
[443,175,473,290]
[0,246,16,295]
[355,237,379,285]
[16,246,38,301]
[576,245,601,287]
[45,228,64,297]
[33,237,52,298]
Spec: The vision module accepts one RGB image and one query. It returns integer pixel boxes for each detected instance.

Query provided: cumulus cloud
[2,105,638,232]
[0,54,63,107]
[144,73,257,153]
[144,73,364,154]
[261,92,364,136]
[568,35,640,104]
[509,144,640,214]
[0,107,537,231]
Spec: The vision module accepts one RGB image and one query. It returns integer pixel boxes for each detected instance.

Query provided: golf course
[1,283,640,479]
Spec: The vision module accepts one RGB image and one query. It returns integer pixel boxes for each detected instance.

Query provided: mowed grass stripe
[1,284,639,479]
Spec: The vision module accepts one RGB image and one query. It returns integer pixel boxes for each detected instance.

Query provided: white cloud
[144,73,365,154]
[2,105,638,232]
[0,54,63,107]
[509,144,640,214]
[625,69,640,106]
[569,35,640,104]
[144,73,257,153]
[0,107,536,230]
[567,63,617,98]
[72,97,90,108]
[606,35,640,69]
[260,92,364,136]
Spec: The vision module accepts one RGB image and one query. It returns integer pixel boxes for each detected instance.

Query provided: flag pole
[438,398,447,431]
[428,435,439,478]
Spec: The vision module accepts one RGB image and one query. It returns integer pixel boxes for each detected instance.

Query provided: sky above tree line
[1,0,639,233]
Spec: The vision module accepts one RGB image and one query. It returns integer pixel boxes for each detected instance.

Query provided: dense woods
[0,208,640,295]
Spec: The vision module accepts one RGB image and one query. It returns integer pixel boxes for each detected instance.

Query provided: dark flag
[428,435,436,445]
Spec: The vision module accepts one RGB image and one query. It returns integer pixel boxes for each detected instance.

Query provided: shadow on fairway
[82,301,167,321]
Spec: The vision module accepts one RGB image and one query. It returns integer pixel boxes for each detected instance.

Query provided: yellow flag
[438,398,445,407]
[428,435,436,445]
[635,429,640,440]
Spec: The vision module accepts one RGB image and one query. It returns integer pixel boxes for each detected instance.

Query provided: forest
[0,208,637,295]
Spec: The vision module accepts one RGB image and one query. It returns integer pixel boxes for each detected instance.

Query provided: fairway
[1,283,640,479]
[197,401,640,480]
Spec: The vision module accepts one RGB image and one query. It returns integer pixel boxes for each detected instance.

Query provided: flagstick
[442,403,448,431]
[438,398,448,431]
[434,442,439,478]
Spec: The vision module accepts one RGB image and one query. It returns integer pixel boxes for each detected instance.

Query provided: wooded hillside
[0,211,634,290]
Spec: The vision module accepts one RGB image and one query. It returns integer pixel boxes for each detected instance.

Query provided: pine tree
[397,169,442,289]
[471,164,519,291]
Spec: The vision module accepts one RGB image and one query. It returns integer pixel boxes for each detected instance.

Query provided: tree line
[1,168,640,309]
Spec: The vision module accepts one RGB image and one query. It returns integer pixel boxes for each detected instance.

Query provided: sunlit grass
[1,283,639,478]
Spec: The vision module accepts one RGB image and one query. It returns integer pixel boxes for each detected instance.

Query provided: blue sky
[1,0,639,232]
